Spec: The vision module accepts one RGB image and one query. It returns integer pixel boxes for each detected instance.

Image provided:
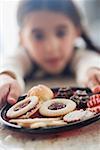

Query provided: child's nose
[45,37,59,53]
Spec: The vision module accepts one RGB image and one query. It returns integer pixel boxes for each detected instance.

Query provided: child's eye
[34,33,45,41]
[56,30,67,38]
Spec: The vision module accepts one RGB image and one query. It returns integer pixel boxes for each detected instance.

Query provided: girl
[0,0,100,108]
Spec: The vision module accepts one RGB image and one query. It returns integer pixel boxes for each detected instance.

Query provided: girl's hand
[84,67,100,92]
[92,85,100,93]
[0,74,22,108]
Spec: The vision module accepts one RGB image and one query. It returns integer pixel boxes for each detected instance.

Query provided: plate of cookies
[0,84,100,134]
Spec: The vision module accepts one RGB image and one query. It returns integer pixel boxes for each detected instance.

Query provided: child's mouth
[45,58,62,67]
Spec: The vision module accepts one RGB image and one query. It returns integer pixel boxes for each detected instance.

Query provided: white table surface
[0,77,100,150]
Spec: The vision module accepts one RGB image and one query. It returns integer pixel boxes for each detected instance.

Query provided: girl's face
[20,11,79,74]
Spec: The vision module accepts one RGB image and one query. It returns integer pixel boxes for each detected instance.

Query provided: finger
[87,77,99,89]
[95,74,100,84]
[0,85,10,108]
[92,85,100,93]
[92,74,100,93]
[7,84,20,105]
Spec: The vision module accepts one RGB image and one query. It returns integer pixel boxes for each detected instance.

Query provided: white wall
[0,0,20,58]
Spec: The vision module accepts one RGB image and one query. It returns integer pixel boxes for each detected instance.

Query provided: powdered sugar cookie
[39,98,76,117]
[7,96,39,118]
[27,84,54,101]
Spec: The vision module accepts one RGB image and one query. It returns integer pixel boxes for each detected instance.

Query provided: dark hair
[17,0,99,53]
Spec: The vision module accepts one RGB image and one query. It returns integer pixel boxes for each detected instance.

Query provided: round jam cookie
[87,94,100,108]
[6,96,39,118]
[19,102,41,119]
[63,110,86,123]
[27,84,54,101]
[39,98,76,117]
[88,105,100,113]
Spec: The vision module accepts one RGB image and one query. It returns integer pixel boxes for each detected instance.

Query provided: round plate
[0,87,100,134]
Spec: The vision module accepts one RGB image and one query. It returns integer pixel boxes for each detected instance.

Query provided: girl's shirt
[0,48,100,93]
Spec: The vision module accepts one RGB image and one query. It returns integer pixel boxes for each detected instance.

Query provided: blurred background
[0,0,100,59]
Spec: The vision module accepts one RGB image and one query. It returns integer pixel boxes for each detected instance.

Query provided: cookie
[87,94,100,108]
[30,122,47,128]
[27,84,54,101]
[70,90,89,109]
[30,120,67,128]
[9,117,61,124]
[55,87,73,99]
[19,102,41,119]
[82,110,95,120]
[88,105,100,113]
[39,98,76,117]
[7,96,39,118]
[63,109,86,123]
[10,118,66,128]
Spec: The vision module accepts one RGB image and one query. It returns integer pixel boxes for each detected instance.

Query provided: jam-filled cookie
[7,96,39,118]
[19,102,41,119]
[27,84,54,101]
[39,98,76,117]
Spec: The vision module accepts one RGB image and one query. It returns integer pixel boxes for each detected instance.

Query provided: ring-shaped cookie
[39,98,76,117]
[7,96,39,118]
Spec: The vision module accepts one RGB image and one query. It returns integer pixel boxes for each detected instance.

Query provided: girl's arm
[72,49,100,88]
[0,47,32,93]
